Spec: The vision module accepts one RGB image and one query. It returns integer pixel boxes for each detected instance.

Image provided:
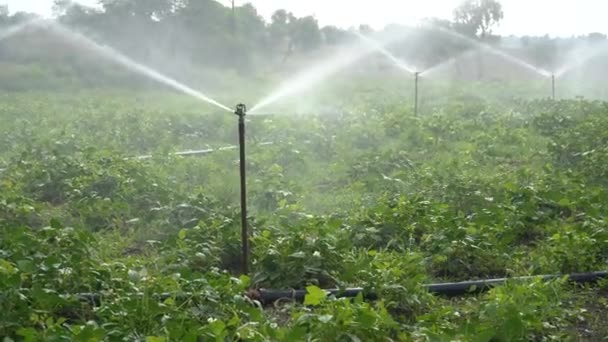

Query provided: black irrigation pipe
[75,271,608,306]
[256,271,608,304]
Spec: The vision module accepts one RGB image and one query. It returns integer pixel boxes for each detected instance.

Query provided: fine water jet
[38,21,232,112]
[354,32,424,115]
[250,31,405,114]
[432,25,553,79]
[0,19,40,42]
[555,43,608,78]
[419,49,477,79]
[354,32,418,75]
[414,71,420,116]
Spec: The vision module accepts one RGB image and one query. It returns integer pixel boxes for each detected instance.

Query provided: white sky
[2,0,606,37]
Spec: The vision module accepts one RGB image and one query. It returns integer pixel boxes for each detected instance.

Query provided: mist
[2,0,608,340]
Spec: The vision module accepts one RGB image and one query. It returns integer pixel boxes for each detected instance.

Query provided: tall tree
[454,0,503,80]
[453,0,503,39]
[291,16,322,51]
[588,32,607,43]
[321,25,346,45]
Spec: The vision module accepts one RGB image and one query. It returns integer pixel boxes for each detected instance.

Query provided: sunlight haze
[2,0,606,37]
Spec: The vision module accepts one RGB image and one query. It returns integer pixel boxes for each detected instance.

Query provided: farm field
[2,0,608,340]
[2,89,608,340]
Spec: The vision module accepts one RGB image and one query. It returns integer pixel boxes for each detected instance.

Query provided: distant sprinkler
[234,103,249,275]
[552,74,556,100]
[414,71,420,116]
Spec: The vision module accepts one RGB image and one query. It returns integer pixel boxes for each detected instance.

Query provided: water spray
[0,19,41,42]
[414,71,420,116]
[432,26,552,79]
[251,31,409,113]
[552,74,556,100]
[235,104,250,275]
[41,22,232,112]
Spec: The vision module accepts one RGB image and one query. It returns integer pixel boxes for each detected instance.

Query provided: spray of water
[555,43,608,78]
[434,26,552,78]
[250,32,404,114]
[0,19,40,42]
[40,21,232,112]
[354,32,418,74]
[419,49,477,78]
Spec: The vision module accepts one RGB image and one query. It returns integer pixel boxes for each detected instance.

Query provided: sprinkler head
[235,104,247,117]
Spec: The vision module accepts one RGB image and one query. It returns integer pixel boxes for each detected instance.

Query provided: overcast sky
[2,0,606,37]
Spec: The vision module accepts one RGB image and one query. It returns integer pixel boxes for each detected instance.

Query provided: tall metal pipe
[414,71,420,116]
[552,74,556,100]
[235,104,249,275]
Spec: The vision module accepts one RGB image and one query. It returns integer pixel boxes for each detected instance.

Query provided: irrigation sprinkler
[235,104,250,275]
[414,71,420,116]
[552,74,556,100]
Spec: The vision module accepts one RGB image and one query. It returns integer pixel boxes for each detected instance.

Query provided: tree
[268,9,296,61]
[321,26,346,45]
[291,16,322,51]
[358,25,374,35]
[0,5,8,18]
[588,32,607,43]
[269,9,291,48]
[7,0,330,79]
[270,11,322,61]
[99,0,177,20]
[453,0,503,39]
[453,0,503,80]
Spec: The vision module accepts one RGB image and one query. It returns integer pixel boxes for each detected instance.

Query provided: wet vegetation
[2,0,608,340]
[2,92,608,340]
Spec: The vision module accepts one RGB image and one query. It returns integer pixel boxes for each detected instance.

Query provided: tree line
[0,0,605,88]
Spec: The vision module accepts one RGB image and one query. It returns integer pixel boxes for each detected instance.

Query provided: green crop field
[2,0,608,340]
[2,89,608,340]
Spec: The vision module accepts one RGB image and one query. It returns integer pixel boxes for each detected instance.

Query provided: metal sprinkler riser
[414,71,420,116]
[234,103,250,275]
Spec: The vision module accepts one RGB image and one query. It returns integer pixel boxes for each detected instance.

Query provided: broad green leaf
[208,320,226,336]
[50,218,63,229]
[239,274,251,287]
[178,229,187,240]
[0,259,16,275]
[304,285,327,306]
[285,326,307,341]
[16,260,35,273]
[146,337,166,342]
[16,328,38,342]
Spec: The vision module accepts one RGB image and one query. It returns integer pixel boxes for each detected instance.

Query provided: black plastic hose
[76,271,608,305]
[254,271,608,304]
